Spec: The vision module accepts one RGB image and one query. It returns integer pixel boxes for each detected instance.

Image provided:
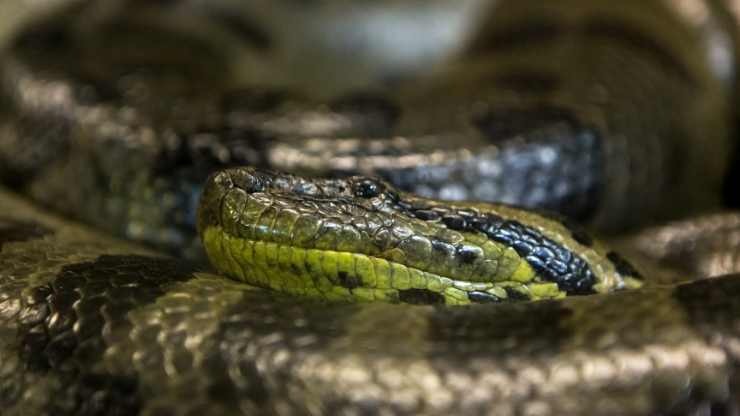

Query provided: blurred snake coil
[2,1,740,415]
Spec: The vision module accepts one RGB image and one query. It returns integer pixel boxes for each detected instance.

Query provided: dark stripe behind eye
[396,202,598,295]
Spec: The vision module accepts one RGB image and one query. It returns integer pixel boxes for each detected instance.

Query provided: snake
[2,0,740,414]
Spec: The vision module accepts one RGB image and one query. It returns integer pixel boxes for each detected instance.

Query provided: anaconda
[2,0,740,415]
[3,186,740,415]
[197,167,643,304]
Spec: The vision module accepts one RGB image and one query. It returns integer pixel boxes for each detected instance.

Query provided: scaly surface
[1,0,740,414]
[1,187,740,415]
[198,168,643,305]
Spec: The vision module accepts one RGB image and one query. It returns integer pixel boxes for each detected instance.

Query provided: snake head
[198,167,643,305]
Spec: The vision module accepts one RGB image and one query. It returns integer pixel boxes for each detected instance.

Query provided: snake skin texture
[198,168,644,304]
[0,0,737,261]
[615,213,740,279]
[1,0,740,415]
[2,188,740,415]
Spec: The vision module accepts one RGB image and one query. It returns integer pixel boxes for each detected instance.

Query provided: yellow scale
[203,226,566,305]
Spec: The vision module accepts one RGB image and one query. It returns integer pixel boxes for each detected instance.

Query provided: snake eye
[353,179,382,198]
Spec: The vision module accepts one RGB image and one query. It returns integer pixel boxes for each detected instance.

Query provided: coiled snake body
[2,1,740,414]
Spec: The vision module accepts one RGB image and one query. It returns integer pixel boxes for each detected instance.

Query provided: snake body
[2,0,740,414]
[3,188,740,415]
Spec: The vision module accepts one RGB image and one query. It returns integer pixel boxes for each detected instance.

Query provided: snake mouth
[198,167,642,305]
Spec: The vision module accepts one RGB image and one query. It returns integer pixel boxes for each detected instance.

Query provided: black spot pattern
[17,255,194,415]
[468,291,501,303]
[455,245,480,264]
[441,215,467,230]
[474,217,596,294]
[398,289,445,305]
[413,209,440,221]
[394,204,597,295]
[505,287,531,301]
[426,296,574,353]
[431,240,456,258]
[337,271,361,289]
[566,225,594,248]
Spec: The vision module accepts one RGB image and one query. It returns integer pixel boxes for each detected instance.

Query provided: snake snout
[196,171,231,237]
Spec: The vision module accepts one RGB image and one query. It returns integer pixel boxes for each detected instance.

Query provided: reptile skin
[0,0,735,258]
[197,168,643,304]
[3,188,740,415]
[2,0,740,415]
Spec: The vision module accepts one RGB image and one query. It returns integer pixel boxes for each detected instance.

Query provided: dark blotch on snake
[414,209,440,221]
[468,291,501,303]
[431,240,456,257]
[441,215,467,231]
[505,287,530,301]
[337,271,361,289]
[456,245,480,264]
[18,255,195,415]
[397,201,596,294]
[472,215,595,294]
[398,289,446,305]
[567,225,594,247]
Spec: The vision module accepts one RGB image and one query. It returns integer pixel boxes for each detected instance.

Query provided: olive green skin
[3,187,740,415]
[197,167,643,305]
[1,0,740,415]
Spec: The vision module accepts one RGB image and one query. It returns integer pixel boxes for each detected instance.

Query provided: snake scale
[2,0,740,414]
